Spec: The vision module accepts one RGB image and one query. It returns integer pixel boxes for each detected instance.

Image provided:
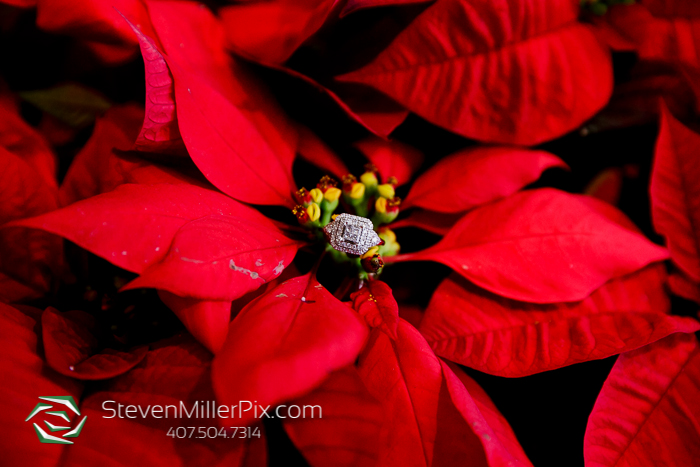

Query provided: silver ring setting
[323,213,382,256]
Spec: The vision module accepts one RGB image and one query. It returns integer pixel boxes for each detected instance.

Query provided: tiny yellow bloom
[377,183,395,199]
[306,203,321,222]
[324,187,341,203]
[360,171,378,187]
[375,197,388,214]
[309,188,324,204]
[350,183,366,200]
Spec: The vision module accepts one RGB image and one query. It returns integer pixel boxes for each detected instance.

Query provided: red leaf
[158,291,230,354]
[388,188,669,303]
[650,103,700,285]
[392,209,462,236]
[353,136,423,186]
[126,5,297,205]
[42,307,147,380]
[35,0,151,64]
[403,147,567,213]
[12,183,275,275]
[358,319,519,466]
[337,0,613,145]
[220,0,338,65]
[0,145,61,301]
[0,303,82,467]
[297,125,349,178]
[127,18,187,157]
[603,2,700,71]
[123,215,302,300]
[351,280,399,340]
[584,333,700,467]
[442,361,533,466]
[419,265,700,377]
[212,273,368,426]
[59,104,194,206]
[341,0,433,17]
[63,334,266,466]
[668,270,700,304]
[283,366,383,467]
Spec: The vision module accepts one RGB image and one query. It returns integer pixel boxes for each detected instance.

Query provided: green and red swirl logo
[25,396,87,444]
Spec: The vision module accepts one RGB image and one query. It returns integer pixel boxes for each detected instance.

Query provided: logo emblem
[25,396,87,444]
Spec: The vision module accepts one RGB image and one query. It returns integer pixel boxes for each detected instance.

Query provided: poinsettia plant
[1,0,699,466]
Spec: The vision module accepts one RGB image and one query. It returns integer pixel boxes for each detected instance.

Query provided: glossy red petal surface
[338,0,613,145]
[213,273,368,426]
[389,189,669,303]
[585,333,700,467]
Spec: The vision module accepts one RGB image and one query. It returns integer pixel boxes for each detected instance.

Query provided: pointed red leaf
[388,189,669,303]
[220,0,338,65]
[63,334,266,466]
[12,183,276,275]
[584,333,700,467]
[147,1,298,169]
[353,136,423,186]
[123,214,302,300]
[297,125,349,178]
[341,0,433,17]
[442,361,533,466]
[351,280,399,340]
[403,147,567,213]
[419,265,700,377]
[158,291,230,354]
[359,319,509,466]
[283,366,383,467]
[668,270,700,304]
[213,273,368,426]
[127,18,187,156]
[0,303,83,467]
[338,0,613,145]
[59,104,194,206]
[650,103,700,285]
[42,307,148,380]
[126,6,297,205]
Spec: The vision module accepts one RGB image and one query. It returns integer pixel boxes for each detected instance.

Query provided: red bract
[3,0,699,464]
[220,0,338,65]
[650,103,700,295]
[402,147,567,213]
[351,279,400,340]
[338,0,613,145]
[585,333,700,467]
[212,273,368,426]
[358,319,531,466]
[282,366,383,467]
[419,265,700,377]
[389,189,668,303]
[128,3,298,206]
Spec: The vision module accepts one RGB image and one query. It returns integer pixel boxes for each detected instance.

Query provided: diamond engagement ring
[323,213,382,256]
